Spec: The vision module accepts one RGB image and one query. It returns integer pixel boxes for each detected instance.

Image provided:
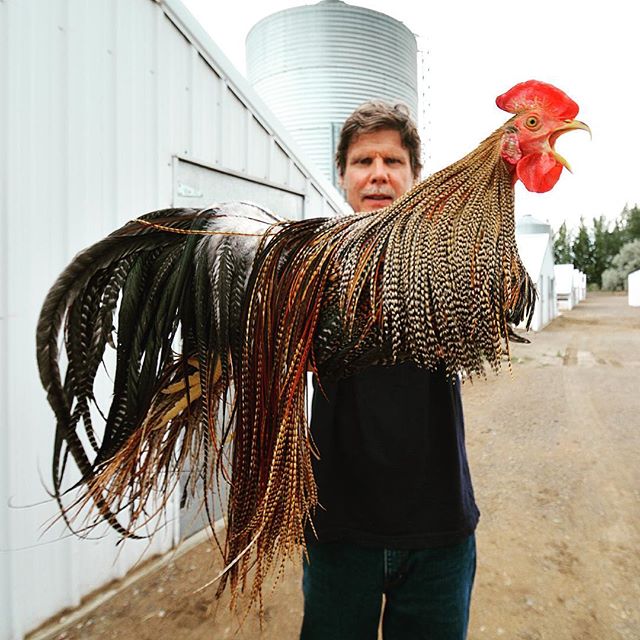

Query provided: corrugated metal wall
[0,1,344,637]
[246,0,418,183]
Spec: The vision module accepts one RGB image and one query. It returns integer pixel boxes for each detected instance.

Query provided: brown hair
[335,101,422,180]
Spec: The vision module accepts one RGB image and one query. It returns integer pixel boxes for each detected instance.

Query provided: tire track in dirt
[558,332,640,639]
[467,293,639,639]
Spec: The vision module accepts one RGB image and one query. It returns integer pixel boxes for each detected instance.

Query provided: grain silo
[246,0,418,185]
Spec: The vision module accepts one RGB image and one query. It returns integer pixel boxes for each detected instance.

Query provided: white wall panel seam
[156,5,172,207]
[63,0,83,610]
[244,106,251,175]
[150,0,161,209]
[0,3,13,638]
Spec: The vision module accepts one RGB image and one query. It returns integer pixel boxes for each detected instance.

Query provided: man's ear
[338,173,344,189]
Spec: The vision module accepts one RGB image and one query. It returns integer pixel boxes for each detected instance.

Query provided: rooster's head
[496,79,590,193]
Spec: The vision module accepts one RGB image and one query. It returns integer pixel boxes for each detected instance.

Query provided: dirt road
[35,292,640,640]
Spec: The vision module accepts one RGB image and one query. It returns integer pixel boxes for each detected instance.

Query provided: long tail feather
[37,124,536,613]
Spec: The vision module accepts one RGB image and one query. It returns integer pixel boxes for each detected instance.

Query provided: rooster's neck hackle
[326,122,529,380]
[215,123,535,608]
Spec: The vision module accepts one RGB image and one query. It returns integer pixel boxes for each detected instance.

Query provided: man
[301,101,479,640]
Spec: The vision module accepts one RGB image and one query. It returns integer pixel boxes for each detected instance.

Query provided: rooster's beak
[551,120,591,173]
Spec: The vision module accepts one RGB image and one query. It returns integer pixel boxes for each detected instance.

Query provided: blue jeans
[300,535,476,640]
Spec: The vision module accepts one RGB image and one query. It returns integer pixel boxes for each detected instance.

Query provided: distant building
[555,264,587,310]
[246,0,418,187]
[629,269,640,306]
[574,268,587,302]
[516,215,558,330]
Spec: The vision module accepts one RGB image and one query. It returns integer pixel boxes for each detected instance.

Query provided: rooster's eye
[524,115,541,130]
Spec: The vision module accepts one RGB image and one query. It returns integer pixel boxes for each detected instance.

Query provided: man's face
[340,129,415,213]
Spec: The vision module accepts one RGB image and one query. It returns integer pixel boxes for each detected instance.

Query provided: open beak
[550,120,591,173]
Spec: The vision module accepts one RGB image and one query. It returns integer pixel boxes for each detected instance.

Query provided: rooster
[37,80,589,608]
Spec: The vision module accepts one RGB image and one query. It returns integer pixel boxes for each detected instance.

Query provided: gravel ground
[32,292,640,640]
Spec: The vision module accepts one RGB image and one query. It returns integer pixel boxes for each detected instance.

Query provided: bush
[601,267,625,291]
[601,239,640,291]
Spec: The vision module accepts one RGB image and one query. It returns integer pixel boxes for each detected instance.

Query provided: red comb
[496,80,579,119]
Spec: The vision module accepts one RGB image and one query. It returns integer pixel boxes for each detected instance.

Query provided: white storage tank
[629,269,640,306]
[246,0,418,184]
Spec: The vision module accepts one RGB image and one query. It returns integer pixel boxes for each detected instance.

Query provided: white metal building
[515,215,558,331]
[246,0,418,186]
[573,268,587,302]
[0,1,345,637]
[554,264,586,310]
[628,269,640,306]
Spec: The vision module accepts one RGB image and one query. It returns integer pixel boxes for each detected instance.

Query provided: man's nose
[369,157,388,182]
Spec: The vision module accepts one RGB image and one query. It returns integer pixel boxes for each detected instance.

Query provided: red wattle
[516,153,563,193]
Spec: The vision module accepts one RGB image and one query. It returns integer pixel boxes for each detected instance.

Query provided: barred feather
[38,122,537,609]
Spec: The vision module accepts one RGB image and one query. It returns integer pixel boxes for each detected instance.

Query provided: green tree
[553,221,572,264]
[621,204,640,242]
[607,217,625,259]
[591,215,620,288]
[571,217,594,281]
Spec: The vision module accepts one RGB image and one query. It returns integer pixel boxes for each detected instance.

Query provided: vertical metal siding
[247,115,271,179]
[270,141,290,186]
[1,1,344,637]
[191,54,222,163]
[2,2,179,634]
[222,88,248,171]
[165,14,192,163]
[290,163,307,195]
[306,184,324,219]
[0,4,11,637]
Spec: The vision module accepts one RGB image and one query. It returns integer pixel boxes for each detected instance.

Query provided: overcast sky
[181,0,639,231]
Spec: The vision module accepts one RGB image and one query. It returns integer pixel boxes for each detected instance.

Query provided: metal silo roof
[246,0,418,183]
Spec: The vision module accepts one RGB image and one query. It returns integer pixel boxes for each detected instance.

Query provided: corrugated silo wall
[0,0,343,637]
[246,1,418,184]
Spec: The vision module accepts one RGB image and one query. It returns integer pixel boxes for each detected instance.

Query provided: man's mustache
[360,188,396,198]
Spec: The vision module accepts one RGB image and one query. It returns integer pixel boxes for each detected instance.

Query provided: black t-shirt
[308,362,479,548]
